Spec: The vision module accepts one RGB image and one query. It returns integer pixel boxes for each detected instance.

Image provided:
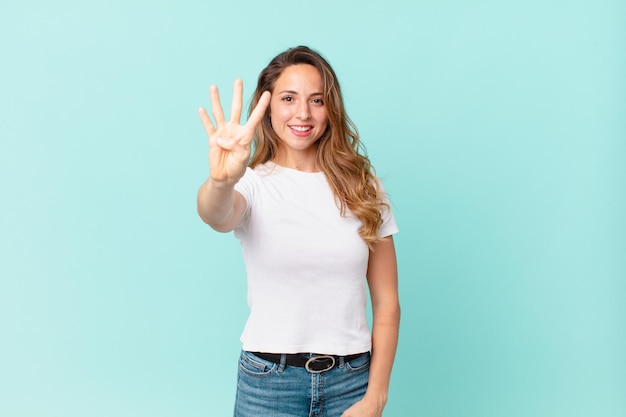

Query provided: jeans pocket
[345,352,371,372]
[239,351,278,378]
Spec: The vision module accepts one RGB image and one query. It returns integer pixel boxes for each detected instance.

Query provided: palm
[207,122,253,181]
[198,79,270,183]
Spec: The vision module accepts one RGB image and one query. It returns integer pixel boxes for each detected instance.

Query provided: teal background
[1,0,624,416]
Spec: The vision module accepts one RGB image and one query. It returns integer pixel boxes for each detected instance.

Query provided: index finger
[244,91,271,133]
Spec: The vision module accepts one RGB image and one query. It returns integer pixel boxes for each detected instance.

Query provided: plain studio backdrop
[1,1,624,416]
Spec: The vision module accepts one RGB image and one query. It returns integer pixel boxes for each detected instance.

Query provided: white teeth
[290,126,312,132]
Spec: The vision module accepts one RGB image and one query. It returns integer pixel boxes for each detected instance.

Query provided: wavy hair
[248,46,389,247]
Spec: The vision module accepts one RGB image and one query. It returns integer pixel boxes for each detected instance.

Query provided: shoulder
[372,176,392,201]
[234,162,281,204]
[235,164,268,189]
[373,177,399,237]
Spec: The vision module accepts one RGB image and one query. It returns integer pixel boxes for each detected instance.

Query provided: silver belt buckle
[305,355,336,373]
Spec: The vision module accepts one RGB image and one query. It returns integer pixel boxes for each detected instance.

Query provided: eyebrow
[277,90,324,96]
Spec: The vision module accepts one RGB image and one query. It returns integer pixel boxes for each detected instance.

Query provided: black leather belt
[250,351,368,373]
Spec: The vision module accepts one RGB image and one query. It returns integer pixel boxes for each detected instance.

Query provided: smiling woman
[196,46,400,417]
[268,64,329,169]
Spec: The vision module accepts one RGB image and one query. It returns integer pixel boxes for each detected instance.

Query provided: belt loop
[278,354,287,372]
[338,355,345,368]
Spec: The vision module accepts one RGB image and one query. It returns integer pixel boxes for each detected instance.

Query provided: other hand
[341,397,385,417]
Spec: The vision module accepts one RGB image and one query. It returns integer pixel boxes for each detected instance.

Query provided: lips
[289,125,313,137]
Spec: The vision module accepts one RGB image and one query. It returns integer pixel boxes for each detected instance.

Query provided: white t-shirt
[233,161,398,355]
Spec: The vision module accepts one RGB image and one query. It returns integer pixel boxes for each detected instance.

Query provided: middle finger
[230,79,243,124]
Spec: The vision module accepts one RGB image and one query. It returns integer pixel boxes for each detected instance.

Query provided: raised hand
[198,79,270,184]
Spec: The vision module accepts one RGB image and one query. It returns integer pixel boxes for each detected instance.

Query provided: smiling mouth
[289,125,313,132]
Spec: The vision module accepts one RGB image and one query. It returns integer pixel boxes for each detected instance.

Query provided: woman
[197,46,399,417]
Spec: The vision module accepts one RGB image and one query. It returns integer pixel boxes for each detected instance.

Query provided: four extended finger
[197,107,216,137]
[230,79,243,124]
[209,85,226,126]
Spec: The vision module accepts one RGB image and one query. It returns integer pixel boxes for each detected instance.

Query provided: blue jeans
[234,350,371,417]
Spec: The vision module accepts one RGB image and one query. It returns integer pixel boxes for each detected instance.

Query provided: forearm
[364,305,401,408]
[196,178,239,231]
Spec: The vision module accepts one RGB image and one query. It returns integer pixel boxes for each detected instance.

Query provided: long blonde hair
[249,46,389,246]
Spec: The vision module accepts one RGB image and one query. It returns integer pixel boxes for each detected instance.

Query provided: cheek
[270,105,291,125]
[315,109,329,128]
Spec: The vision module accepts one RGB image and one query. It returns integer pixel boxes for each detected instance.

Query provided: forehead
[273,64,323,91]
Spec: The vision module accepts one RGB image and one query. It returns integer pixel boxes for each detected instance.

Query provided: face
[269,64,329,158]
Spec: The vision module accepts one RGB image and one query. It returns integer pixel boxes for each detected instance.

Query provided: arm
[196,79,270,232]
[197,179,248,233]
[342,236,400,417]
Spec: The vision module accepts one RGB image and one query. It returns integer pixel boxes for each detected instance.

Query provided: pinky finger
[198,107,217,137]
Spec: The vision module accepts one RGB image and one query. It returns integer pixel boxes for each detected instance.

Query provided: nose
[296,101,311,120]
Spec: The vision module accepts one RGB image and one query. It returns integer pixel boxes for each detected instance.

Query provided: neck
[273,148,319,172]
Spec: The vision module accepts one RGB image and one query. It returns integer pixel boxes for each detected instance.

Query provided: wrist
[362,391,388,410]
[208,176,238,189]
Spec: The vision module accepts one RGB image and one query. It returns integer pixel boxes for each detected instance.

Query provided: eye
[281,95,294,102]
[312,97,324,105]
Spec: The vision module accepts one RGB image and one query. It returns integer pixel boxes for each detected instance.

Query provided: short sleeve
[233,168,257,230]
[377,180,399,238]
